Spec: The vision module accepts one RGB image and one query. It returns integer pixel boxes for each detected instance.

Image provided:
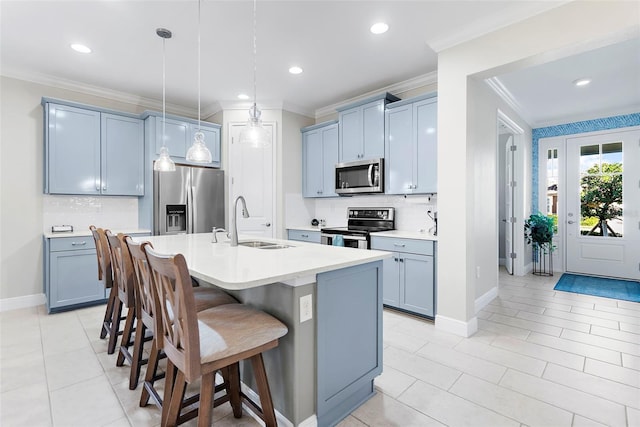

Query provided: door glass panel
[579,141,623,237]
[546,149,559,235]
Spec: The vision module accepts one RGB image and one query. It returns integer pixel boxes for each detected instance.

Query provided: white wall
[436,0,639,336]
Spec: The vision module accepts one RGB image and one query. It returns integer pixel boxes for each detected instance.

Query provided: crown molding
[2,68,197,117]
[314,71,438,119]
[485,77,534,126]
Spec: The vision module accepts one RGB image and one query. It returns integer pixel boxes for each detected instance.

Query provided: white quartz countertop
[134,232,391,290]
[286,225,323,232]
[371,230,438,241]
[44,228,151,239]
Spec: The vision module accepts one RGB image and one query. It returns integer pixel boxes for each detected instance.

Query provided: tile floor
[1,270,639,426]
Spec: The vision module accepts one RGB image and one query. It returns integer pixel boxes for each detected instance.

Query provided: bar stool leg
[116,308,136,367]
[107,298,123,354]
[251,354,277,427]
[228,362,242,418]
[101,286,117,339]
[197,371,215,427]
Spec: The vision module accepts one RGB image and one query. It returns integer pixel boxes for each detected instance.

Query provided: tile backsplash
[288,193,437,232]
[43,195,139,233]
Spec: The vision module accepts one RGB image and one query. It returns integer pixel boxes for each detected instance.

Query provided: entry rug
[554,273,640,303]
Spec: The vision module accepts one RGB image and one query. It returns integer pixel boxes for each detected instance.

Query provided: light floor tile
[488,313,562,337]
[398,380,518,427]
[560,328,640,356]
[491,335,585,370]
[622,353,640,371]
[527,332,621,365]
[590,325,640,344]
[44,346,105,391]
[50,376,126,426]
[350,391,444,427]
[454,339,546,377]
[393,316,463,348]
[480,304,518,317]
[374,365,416,398]
[543,363,640,409]
[489,299,546,315]
[384,346,462,390]
[477,310,492,320]
[516,310,591,333]
[542,308,619,329]
[628,407,640,427]
[499,369,626,426]
[0,382,52,427]
[450,373,573,426]
[103,417,132,427]
[618,300,640,311]
[416,342,507,384]
[593,304,640,318]
[506,295,572,312]
[620,322,640,334]
[478,319,530,340]
[572,306,640,326]
[0,351,46,393]
[383,326,430,353]
[572,415,608,427]
[337,415,368,427]
[584,358,640,388]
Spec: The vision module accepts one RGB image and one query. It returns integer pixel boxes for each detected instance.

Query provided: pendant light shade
[154,28,176,172]
[240,0,269,147]
[186,0,213,163]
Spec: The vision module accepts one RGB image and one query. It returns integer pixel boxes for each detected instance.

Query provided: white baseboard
[435,314,478,337]
[241,382,304,427]
[498,257,506,266]
[0,293,45,312]
[475,287,498,314]
[298,414,318,427]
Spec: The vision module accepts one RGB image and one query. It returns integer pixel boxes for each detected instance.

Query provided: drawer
[49,236,96,252]
[287,229,321,243]
[370,236,433,256]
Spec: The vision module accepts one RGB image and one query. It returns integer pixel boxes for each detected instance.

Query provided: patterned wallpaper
[531,113,640,213]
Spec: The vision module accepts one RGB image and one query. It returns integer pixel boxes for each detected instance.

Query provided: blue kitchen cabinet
[145,112,221,168]
[287,229,321,243]
[44,232,150,313]
[371,235,435,318]
[385,94,437,194]
[301,121,338,198]
[43,99,144,196]
[101,113,144,195]
[337,92,400,163]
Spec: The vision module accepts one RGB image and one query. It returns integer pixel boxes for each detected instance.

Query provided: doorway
[538,127,640,280]
[497,112,525,276]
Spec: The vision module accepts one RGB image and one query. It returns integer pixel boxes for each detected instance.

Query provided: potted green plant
[524,212,556,275]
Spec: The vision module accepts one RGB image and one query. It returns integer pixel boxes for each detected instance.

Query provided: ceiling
[2,1,636,126]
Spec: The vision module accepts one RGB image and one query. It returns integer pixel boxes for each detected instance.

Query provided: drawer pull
[71,241,87,246]
[393,243,406,247]
[301,234,309,238]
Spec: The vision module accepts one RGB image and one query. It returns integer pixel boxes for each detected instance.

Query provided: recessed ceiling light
[289,66,303,75]
[237,94,250,100]
[573,78,591,87]
[70,43,92,54]
[370,22,389,35]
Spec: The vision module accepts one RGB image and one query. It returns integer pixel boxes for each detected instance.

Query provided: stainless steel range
[321,207,395,249]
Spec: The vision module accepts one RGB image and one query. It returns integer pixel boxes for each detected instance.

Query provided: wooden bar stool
[126,237,238,398]
[89,226,120,348]
[145,247,288,427]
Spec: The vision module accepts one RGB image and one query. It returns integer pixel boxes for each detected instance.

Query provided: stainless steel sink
[237,241,292,249]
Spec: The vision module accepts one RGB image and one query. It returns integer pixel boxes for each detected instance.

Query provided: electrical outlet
[300,294,313,323]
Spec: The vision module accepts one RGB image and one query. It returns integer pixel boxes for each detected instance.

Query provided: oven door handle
[321,233,367,241]
[367,164,374,187]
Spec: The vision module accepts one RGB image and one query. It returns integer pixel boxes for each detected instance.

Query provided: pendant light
[153,28,176,172]
[186,0,213,163]
[239,0,269,147]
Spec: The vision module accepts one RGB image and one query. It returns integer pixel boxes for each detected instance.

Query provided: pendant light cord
[197,0,202,131]
[252,0,257,111]
[162,36,166,147]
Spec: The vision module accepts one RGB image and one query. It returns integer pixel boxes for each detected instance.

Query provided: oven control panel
[348,208,394,221]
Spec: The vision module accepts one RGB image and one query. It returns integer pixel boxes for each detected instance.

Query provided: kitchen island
[136,232,391,427]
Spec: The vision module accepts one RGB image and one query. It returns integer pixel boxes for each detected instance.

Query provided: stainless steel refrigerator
[153,165,225,235]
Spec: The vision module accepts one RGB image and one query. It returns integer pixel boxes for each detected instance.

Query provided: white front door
[504,135,514,274]
[565,129,640,280]
[228,122,276,239]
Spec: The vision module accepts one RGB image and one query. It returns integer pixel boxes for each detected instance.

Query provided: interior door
[566,129,640,280]
[229,123,276,238]
[504,135,514,274]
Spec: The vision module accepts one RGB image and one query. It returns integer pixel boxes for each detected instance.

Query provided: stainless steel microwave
[335,158,384,195]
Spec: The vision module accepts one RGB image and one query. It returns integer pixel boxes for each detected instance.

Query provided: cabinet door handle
[102,185,107,191]
[399,258,404,263]
[301,234,309,238]
[71,241,87,246]
[393,257,398,262]
[393,243,406,247]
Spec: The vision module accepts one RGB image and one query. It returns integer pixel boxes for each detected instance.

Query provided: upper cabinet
[385,94,437,195]
[337,92,400,163]
[143,112,221,168]
[44,100,144,196]
[302,121,338,198]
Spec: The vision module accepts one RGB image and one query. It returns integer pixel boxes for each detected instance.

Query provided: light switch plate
[300,294,312,323]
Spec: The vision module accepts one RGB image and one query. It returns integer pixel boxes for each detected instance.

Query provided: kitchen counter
[133,232,387,427]
[371,229,438,241]
[138,232,390,290]
[44,228,151,239]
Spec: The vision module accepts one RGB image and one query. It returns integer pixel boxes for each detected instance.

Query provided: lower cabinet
[44,232,149,313]
[371,236,436,318]
[287,229,321,243]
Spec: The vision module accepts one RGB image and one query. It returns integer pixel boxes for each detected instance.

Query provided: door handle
[568,220,575,224]
[262,222,271,227]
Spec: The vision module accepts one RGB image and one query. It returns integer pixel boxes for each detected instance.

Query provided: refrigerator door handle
[186,172,193,234]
